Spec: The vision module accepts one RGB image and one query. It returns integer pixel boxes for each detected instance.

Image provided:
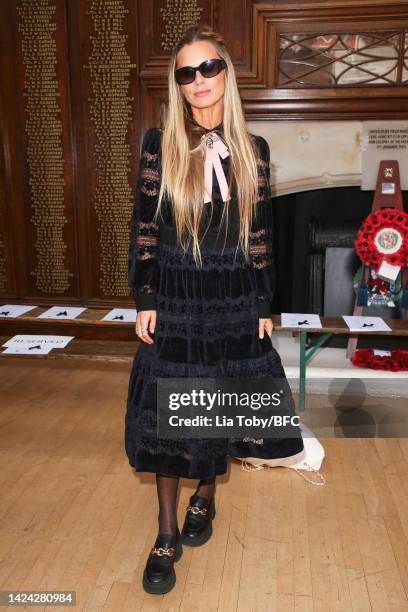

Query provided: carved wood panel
[138,0,408,124]
[1,0,407,315]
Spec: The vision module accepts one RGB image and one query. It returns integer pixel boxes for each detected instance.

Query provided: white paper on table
[37,306,86,319]
[101,308,137,322]
[2,335,75,348]
[342,316,392,332]
[281,313,323,328]
[2,344,54,355]
[0,304,38,318]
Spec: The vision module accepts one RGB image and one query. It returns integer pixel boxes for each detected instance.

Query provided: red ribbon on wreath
[354,207,408,275]
[351,349,408,371]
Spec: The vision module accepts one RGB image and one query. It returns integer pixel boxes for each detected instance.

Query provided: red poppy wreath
[351,349,408,371]
[354,208,408,278]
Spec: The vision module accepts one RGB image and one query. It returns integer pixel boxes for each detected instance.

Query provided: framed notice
[361,121,408,190]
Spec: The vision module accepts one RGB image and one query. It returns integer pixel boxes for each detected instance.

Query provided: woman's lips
[194,89,211,97]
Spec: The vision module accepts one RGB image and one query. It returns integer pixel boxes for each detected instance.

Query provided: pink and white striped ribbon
[202,132,231,203]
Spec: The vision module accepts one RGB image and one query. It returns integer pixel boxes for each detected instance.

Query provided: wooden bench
[281,315,408,412]
[0,307,139,362]
[1,309,407,412]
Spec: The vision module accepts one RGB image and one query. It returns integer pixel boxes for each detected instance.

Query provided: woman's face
[176,40,225,112]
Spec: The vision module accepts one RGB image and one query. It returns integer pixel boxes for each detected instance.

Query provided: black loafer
[142,528,183,594]
[181,493,216,547]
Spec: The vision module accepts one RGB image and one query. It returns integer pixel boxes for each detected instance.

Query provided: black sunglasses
[175,58,227,85]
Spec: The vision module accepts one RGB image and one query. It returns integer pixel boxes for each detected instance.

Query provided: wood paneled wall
[0,0,407,309]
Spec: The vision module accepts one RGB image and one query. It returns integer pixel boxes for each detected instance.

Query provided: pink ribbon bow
[202,132,230,203]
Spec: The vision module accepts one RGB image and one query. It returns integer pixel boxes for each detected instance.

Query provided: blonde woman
[125,25,303,594]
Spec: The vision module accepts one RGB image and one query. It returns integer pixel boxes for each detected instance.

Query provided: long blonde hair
[154,25,260,266]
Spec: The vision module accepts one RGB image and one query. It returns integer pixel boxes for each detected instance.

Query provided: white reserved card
[0,304,38,317]
[1,335,75,355]
[2,344,54,355]
[37,306,86,319]
[281,313,322,328]
[101,308,137,322]
[342,316,392,332]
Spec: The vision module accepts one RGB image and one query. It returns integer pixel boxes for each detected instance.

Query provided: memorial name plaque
[362,121,408,190]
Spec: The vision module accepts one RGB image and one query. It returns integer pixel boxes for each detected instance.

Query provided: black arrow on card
[56,311,68,316]
[113,315,124,320]
[0,311,10,316]
[297,320,310,325]
[29,345,42,350]
[360,323,374,328]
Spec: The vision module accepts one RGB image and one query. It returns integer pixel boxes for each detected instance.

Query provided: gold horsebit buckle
[186,504,208,516]
[150,546,175,557]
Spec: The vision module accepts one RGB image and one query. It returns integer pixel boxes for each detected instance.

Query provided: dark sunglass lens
[175,67,195,85]
[201,60,221,78]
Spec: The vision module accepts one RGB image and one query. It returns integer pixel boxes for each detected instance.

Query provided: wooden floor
[1,357,408,611]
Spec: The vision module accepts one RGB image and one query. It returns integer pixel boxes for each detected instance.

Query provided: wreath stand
[346,160,408,359]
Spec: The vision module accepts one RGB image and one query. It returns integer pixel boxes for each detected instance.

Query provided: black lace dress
[124,122,303,479]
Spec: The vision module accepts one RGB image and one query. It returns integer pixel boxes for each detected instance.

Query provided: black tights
[155,473,216,535]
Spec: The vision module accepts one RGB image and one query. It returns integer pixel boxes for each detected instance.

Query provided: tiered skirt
[125,240,303,479]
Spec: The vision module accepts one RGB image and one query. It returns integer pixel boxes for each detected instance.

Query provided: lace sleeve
[249,135,276,318]
[128,128,161,311]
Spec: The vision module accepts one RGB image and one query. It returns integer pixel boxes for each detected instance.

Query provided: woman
[125,25,303,594]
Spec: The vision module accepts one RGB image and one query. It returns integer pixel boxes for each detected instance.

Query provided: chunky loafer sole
[142,538,183,594]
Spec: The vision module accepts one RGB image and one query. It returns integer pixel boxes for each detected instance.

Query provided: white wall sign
[361,121,408,190]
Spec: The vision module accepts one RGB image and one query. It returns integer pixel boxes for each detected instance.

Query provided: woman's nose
[194,70,205,85]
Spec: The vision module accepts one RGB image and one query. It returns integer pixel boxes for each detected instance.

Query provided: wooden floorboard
[0,357,408,611]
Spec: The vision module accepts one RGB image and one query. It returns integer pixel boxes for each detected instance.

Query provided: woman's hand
[135,310,157,344]
[259,317,273,339]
